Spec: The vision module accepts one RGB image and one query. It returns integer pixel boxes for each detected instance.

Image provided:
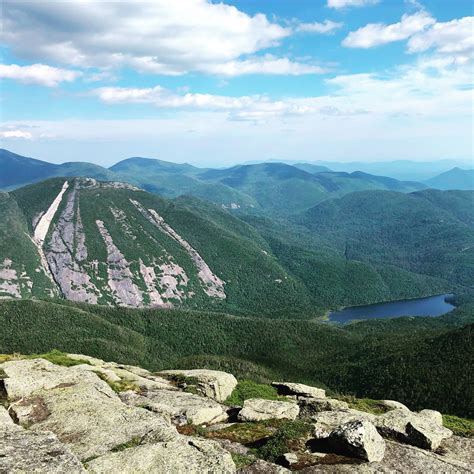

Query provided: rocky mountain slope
[1,353,472,473]
[2,177,317,315]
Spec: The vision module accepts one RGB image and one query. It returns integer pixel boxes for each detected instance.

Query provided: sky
[0,0,473,167]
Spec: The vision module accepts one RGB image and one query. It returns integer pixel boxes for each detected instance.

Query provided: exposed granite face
[1,355,471,474]
[131,199,226,299]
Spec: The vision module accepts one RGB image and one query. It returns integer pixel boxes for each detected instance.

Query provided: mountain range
[2,149,472,218]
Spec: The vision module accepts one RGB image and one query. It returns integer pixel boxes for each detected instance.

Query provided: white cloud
[205,55,329,76]
[0,0,322,76]
[0,63,81,87]
[90,53,472,122]
[328,0,379,9]
[343,12,435,48]
[296,20,343,34]
[408,16,474,55]
[0,130,33,139]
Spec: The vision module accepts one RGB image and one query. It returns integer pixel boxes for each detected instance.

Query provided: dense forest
[1,294,472,417]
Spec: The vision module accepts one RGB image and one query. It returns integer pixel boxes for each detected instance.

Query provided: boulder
[86,436,236,473]
[238,398,299,422]
[70,364,122,383]
[327,420,385,462]
[380,400,410,411]
[272,382,326,399]
[120,389,228,425]
[0,424,85,473]
[311,410,376,439]
[238,459,290,473]
[280,452,299,467]
[160,369,237,402]
[375,408,452,450]
[67,353,106,366]
[418,409,443,426]
[299,397,349,417]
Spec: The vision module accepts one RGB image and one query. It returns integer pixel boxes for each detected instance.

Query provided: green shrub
[256,420,312,462]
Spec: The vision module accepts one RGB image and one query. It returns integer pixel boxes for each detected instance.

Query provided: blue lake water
[328,294,455,324]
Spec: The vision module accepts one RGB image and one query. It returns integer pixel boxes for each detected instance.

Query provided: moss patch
[111,436,143,452]
[336,395,390,415]
[442,415,474,438]
[231,453,255,469]
[26,350,91,368]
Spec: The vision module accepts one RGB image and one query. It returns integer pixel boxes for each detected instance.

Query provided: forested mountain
[426,167,474,190]
[1,178,472,314]
[300,189,474,288]
[1,296,472,417]
[0,148,115,189]
[1,149,436,217]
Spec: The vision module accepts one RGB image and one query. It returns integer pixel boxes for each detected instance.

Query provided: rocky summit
[0,354,472,473]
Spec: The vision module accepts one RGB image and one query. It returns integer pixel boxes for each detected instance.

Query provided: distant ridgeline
[0,173,473,316]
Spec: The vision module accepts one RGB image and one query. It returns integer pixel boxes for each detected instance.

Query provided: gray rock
[120,388,228,425]
[439,435,474,466]
[238,398,299,422]
[418,408,443,426]
[375,408,452,450]
[0,406,15,427]
[3,359,176,461]
[238,459,290,473]
[272,382,326,399]
[380,400,410,411]
[0,425,85,473]
[280,452,299,467]
[327,420,386,462]
[299,397,349,417]
[312,410,377,439]
[160,369,237,402]
[86,437,236,473]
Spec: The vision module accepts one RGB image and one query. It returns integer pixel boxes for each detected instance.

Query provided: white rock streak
[131,199,226,299]
[34,181,69,246]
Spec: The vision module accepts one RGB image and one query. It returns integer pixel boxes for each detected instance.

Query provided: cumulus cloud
[0,130,33,139]
[408,16,474,55]
[328,0,379,9]
[0,0,321,77]
[343,11,435,48]
[296,20,343,34]
[0,63,81,86]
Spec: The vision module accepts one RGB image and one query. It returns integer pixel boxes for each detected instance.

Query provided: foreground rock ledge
[0,354,470,473]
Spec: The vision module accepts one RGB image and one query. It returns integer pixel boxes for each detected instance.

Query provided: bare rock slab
[272,382,326,399]
[120,388,228,425]
[238,459,290,473]
[0,425,85,474]
[299,397,349,417]
[160,369,237,402]
[238,398,299,422]
[86,437,236,473]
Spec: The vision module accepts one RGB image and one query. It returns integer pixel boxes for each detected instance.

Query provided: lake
[328,294,455,324]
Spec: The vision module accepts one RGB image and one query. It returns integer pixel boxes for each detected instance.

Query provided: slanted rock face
[120,389,228,426]
[238,398,299,422]
[311,410,377,439]
[272,382,326,399]
[375,408,452,451]
[86,437,236,474]
[160,369,237,402]
[327,420,386,463]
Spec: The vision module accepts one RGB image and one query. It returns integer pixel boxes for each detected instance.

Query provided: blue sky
[0,0,472,166]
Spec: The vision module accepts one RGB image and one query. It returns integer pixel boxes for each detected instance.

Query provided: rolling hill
[425,167,474,191]
[1,149,431,217]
